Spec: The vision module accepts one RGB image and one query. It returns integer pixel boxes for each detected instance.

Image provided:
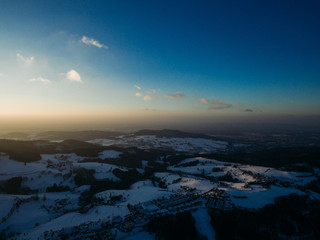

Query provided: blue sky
[0,0,319,129]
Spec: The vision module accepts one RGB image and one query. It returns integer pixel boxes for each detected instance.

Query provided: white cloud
[66,69,82,82]
[134,85,141,90]
[143,95,153,101]
[28,77,51,84]
[16,53,34,65]
[135,92,142,97]
[199,98,209,104]
[81,36,108,49]
[200,98,232,110]
[165,92,185,99]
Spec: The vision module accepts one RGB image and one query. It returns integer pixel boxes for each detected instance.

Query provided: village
[37,187,233,240]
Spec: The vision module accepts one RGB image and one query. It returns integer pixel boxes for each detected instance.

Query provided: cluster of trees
[177,160,199,167]
[306,177,320,194]
[0,139,107,162]
[0,140,41,162]
[166,154,194,166]
[209,194,320,240]
[74,168,96,186]
[75,167,145,208]
[218,172,240,183]
[147,211,204,240]
[46,184,70,192]
[0,177,32,194]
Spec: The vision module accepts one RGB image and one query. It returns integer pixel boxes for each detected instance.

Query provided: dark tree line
[209,194,320,240]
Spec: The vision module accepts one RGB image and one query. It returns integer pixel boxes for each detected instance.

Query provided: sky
[0,0,319,131]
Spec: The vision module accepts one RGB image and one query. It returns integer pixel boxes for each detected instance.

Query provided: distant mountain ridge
[134,129,218,139]
[0,129,219,141]
[34,130,123,141]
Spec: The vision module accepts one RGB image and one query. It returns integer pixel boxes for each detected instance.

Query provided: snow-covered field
[88,135,229,153]
[226,185,302,209]
[192,208,216,240]
[0,143,318,239]
[96,180,173,206]
[25,204,129,239]
[99,150,122,159]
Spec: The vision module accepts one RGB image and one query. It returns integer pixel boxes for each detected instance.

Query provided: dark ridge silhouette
[35,130,123,141]
[0,139,42,162]
[134,129,218,139]
[0,139,104,162]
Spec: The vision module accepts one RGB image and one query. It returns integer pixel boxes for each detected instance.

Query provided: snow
[41,153,82,163]
[94,172,120,181]
[0,194,17,220]
[233,143,250,148]
[230,183,249,190]
[25,205,129,239]
[0,155,47,181]
[0,152,125,190]
[99,150,122,159]
[172,165,216,176]
[227,185,304,209]
[141,160,148,168]
[96,180,172,205]
[171,157,316,186]
[0,201,51,234]
[74,185,91,193]
[192,207,215,240]
[154,172,181,184]
[87,138,115,146]
[178,178,216,193]
[1,142,318,239]
[22,171,75,192]
[88,136,228,153]
[136,168,144,174]
[73,162,121,171]
[169,157,230,178]
[239,165,317,184]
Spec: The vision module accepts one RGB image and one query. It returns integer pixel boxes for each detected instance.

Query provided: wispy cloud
[199,98,209,104]
[134,86,155,100]
[81,36,108,49]
[165,92,185,99]
[209,100,232,110]
[28,77,51,84]
[241,108,254,112]
[200,98,232,110]
[134,85,141,90]
[143,95,153,101]
[16,53,34,65]
[66,69,82,82]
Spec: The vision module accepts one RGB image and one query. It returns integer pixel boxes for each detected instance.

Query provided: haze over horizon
[1,1,319,131]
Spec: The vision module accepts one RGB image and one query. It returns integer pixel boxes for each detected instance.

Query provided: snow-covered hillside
[0,137,319,240]
[88,135,229,153]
